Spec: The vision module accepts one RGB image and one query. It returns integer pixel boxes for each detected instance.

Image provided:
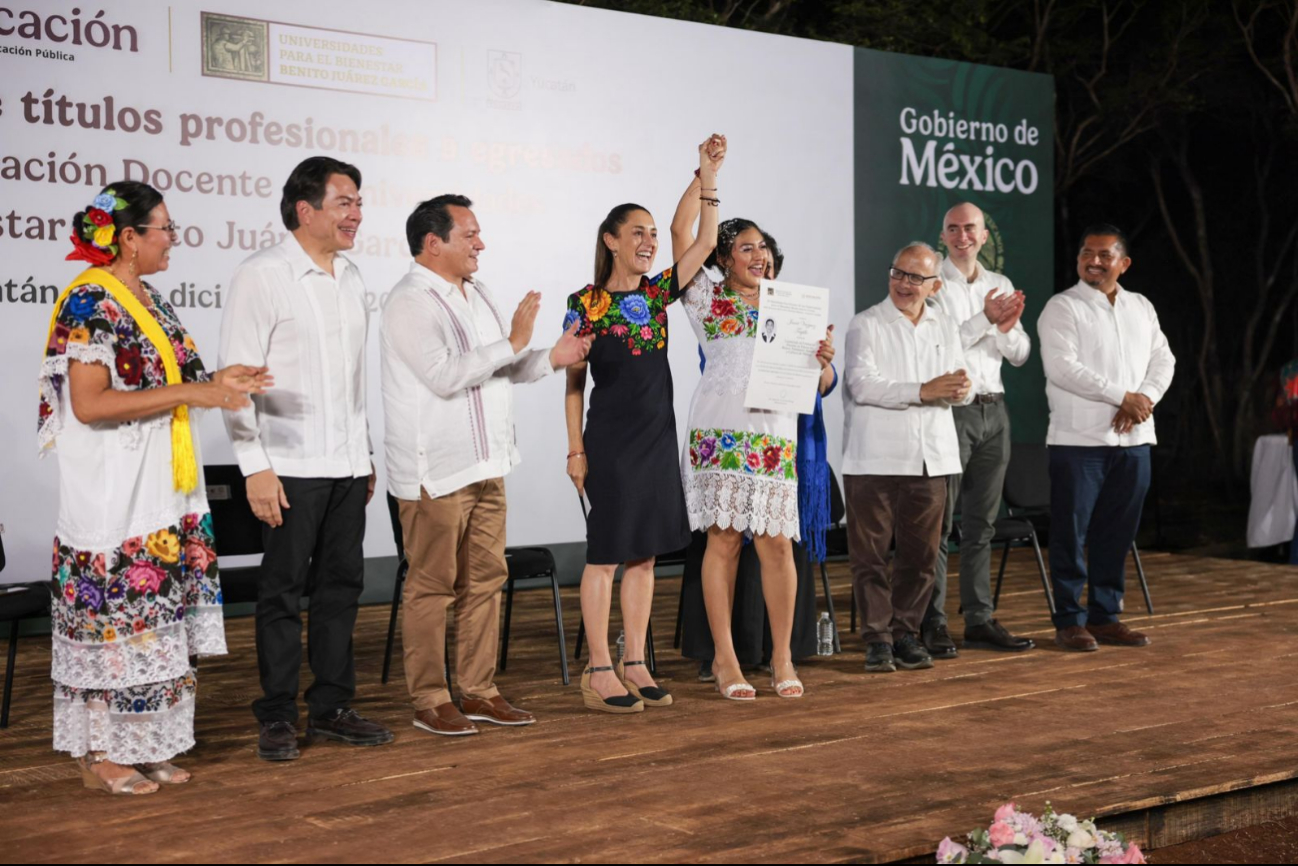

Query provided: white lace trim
[52,619,193,691]
[37,346,162,455]
[684,471,800,540]
[53,694,195,764]
[186,605,228,658]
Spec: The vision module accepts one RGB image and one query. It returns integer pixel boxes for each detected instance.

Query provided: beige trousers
[397,479,508,710]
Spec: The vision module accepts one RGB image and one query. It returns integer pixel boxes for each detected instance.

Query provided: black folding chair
[996,443,1152,615]
[381,493,570,687]
[204,464,265,605]
[1,532,51,729]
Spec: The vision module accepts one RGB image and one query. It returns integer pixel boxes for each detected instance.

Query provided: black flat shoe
[963,619,1035,652]
[922,623,960,659]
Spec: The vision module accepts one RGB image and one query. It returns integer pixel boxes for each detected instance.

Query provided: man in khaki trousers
[381,194,591,736]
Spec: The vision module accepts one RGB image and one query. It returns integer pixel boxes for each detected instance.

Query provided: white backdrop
[0,0,855,583]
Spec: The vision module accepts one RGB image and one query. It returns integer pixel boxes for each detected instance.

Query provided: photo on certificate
[743,279,830,415]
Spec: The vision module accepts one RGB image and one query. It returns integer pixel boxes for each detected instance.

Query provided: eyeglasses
[1079,250,1119,263]
[889,267,938,286]
[136,221,180,237]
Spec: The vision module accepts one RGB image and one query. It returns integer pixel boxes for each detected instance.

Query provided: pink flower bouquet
[938,803,1145,864]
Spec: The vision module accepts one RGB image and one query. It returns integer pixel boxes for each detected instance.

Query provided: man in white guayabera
[220,156,393,761]
[841,242,972,675]
[1038,224,1175,653]
[920,202,1036,659]
[381,194,591,738]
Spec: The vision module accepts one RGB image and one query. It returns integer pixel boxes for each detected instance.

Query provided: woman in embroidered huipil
[563,139,723,713]
[672,183,836,700]
[39,182,269,794]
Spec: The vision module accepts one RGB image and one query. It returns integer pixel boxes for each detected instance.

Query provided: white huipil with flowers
[37,282,227,764]
[680,269,800,539]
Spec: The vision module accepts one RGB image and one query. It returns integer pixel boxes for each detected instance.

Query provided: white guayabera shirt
[841,298,972,477]
[932,256,1031,395]
[219,236,372,480]
[380,263,553,501]
[1037,282,1176,448]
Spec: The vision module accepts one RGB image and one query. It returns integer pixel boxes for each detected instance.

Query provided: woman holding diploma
[563,138,722,714]
[671,155,836,700]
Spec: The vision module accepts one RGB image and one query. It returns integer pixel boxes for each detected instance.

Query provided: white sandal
[713,664,756,701]
[771,663,804,699]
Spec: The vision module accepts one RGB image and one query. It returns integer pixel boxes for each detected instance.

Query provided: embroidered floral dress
[38,282,226,764]
[564,267,691,564]
[681,269,799,539]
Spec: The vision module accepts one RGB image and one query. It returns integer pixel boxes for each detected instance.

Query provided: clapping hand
[214,364,273,395]
[550,320,594,369]
[984,291,1026,333]
[920,369,972,405]
[509,291,541,353]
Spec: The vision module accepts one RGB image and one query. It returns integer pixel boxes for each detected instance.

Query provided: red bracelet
[567,451,586,459]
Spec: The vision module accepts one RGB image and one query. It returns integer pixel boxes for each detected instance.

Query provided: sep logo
[487,50,522,100]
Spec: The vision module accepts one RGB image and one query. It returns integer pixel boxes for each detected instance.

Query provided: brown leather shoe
[1086,621,1150,647]
[413,702,479,737]
[1054,626,1099,652]
[461,695,536,727]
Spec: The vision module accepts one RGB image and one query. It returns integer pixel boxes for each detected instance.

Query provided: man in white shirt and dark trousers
[842,242,973,673]
[922,203,1036,658]
[382,195,591,737]
[221,157,392,761]
[1038,225,1175,652]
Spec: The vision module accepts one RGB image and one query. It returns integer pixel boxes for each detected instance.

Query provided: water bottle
[817,612,835,656]
[616,629,625,661]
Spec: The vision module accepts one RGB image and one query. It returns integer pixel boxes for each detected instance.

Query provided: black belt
[972,393,1004,404]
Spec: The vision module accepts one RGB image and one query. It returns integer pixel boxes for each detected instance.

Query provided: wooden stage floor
[3,551,1298,863]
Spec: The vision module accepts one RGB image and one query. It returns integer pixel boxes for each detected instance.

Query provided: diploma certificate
[743,279,830,415]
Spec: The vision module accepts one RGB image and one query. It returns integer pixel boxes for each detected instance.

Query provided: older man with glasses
[842,242,972,674]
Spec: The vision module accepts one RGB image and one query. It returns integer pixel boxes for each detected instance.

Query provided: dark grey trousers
[924,401,1010,631]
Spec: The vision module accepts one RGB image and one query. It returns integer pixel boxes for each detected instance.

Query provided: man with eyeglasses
[920,202,1035,659]
[1038,225,1175,652]
[842,242,972,674]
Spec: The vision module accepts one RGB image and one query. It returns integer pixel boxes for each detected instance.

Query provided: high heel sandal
[615,660,673,707]
[135,761,192,784]
[581,665,644,714]
[713,663,756,702]
[770,662,804,699]
[77,753,159,796]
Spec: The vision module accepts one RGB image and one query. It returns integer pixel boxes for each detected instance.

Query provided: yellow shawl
[45,267,198,493]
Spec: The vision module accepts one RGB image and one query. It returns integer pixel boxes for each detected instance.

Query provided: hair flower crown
[66,189,127,265]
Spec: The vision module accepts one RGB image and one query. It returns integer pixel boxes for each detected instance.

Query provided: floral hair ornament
[65,189,128,266]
